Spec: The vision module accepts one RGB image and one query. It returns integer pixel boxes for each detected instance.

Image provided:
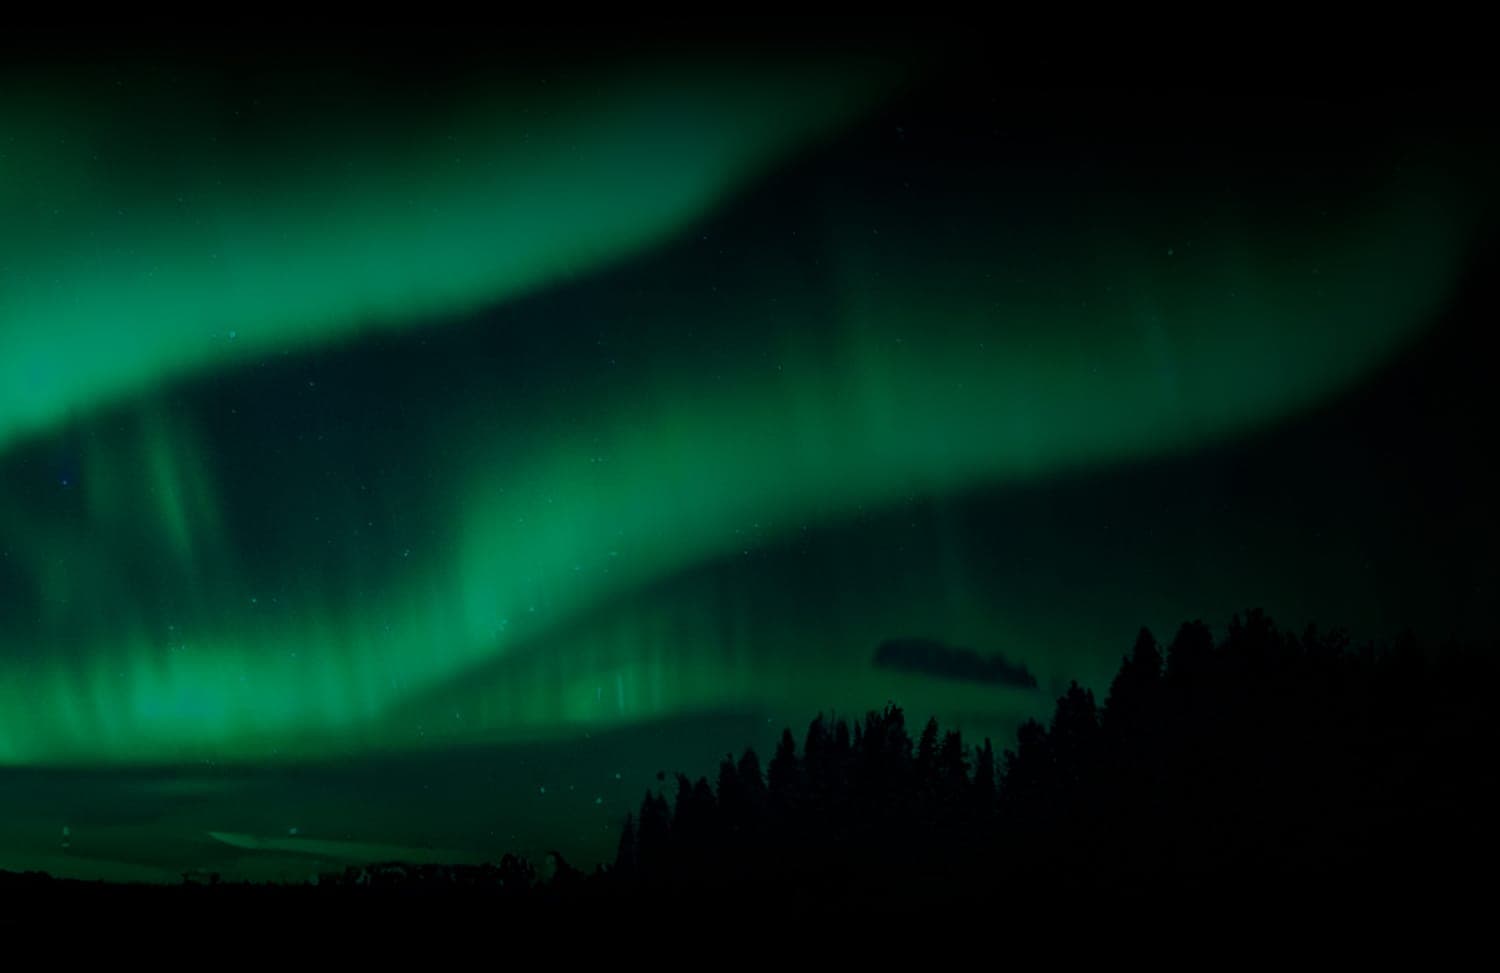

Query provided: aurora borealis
[2,38,1496,881]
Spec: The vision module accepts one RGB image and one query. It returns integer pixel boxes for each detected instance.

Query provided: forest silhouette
[4,610,1495,910]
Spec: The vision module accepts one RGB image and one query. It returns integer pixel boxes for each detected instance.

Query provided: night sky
[1,36,1495,882]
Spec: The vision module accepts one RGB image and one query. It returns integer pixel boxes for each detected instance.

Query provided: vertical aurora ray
[0,29,1493,889]
[0,143,1481,763]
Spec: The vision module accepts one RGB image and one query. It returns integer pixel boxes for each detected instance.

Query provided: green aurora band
[0,64,1489,767]
[0,55,888,451]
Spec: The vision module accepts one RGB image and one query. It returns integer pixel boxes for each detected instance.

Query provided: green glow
[0,157,1477,765]
[207,830,466,864]
[0,56,886,451]
[0,65,1488,772]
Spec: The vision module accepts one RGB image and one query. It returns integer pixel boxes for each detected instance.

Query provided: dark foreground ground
[4,612,1494,924]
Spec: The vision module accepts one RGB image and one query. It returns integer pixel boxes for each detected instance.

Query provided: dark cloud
[873,638,1039,690]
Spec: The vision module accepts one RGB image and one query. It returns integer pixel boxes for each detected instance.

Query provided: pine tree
[1103,626,1163,738]
[636,790,672,874]
[768,728,801,813]
[615,813,638,871]
[972,737,997,817]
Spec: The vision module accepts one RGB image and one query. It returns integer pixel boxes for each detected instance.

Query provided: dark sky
[0,34,1494,879]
